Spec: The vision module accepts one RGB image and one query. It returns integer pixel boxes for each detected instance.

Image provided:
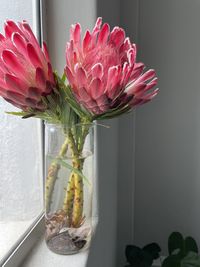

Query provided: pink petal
[91,18,102,48]
[83,30,91,52]
[119,37,132,54]
[89,78,104,99]
[96,94,109,108]
[75,67,87,88]
[65,66,76,87]
[25,97,38,108]
[6,90,26,105]
[22,21,45,63]
[130,88,159,107]
[134,62,144,69]
[70,23,81,44]
[66,40,75,69]
[125,82,146,96]
[35,67,46,89]
[4,24,13,39]
[12,33,27,55]
[145,78,158,91]
[130,98,144,107]
[97,23,110,45]
[5,73,28,95]
[142,88,159,100]
[92,106,101,114]
[109,27,125,47]
[137,69,156,83]
[121,62,129,85]
[45,81,54,94]
[99,104,109,112]
[47,63,55,84]
[0,78,7,89]
[127,48,136,66]
[92,17,102,35]
[86,99,97,109]
[123,65,135,86]
[21,21,39,45]
[78,87,91,102]
[73,51,78,65]
[91,63,103,79]
[108,85,123,100]
[28,87,42,99]
[27,43,43,68]
[4,20,21,38]
[2,50,26,77]
[0,87,7,97]
[0,33,5,42]
[106,66,121,96]
[128,65,145,82]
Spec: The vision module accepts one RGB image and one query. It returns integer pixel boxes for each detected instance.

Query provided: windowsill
[0,220,34,262]
[21,237,89,267]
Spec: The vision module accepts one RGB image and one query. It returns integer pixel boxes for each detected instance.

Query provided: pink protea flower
[65,17,158,116]
[0,20,55,111]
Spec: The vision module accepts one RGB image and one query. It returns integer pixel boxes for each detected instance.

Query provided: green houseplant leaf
[168,232,184,255]
[181,252,200,267]
[162,232,200,267]
[168,232,199,257]
[162,254,181,267]
[143,243,161,260]
[125,243,161,267]
[185,237,198,255]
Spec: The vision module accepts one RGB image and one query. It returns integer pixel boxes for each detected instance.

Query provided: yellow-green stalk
[62,124,90,227]
[63,172,75,225]
[45,137,69,211]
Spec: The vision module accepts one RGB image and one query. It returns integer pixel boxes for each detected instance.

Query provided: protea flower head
[65,17,158,118]
[0,20,55,111]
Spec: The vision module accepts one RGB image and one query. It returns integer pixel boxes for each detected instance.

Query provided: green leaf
[95,105,131,120]
[185,237,198,255]
[125,245,154,267]
[168,232,184,255]
[125,245,141,265]
[61,73,66,82]
[54,72,92,121]
[164,233,200,267]
[143,243,161,260]
[181,252,200,267]
[48,156,91,186]
[162,255,181,267]
[6,111,28,116]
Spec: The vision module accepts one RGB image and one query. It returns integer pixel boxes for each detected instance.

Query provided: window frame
[0,0,46,266]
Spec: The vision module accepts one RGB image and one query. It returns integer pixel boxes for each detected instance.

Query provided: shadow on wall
[85,0,121,265]
[86,2,120,267]
[86,119,119,267]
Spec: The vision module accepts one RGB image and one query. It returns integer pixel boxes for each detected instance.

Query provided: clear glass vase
[44,123,95,255]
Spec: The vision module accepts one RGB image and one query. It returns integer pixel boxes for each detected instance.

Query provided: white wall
[117,1,139,266]
[134,0,200,254]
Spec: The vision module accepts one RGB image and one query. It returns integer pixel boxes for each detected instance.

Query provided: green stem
[63,171,75,226]
[62,123,91,227]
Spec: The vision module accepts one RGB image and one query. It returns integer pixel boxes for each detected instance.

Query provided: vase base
[45,222,91,255]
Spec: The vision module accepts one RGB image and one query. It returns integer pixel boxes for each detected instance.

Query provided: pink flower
[0,20,55,111]
[65,17,158,116]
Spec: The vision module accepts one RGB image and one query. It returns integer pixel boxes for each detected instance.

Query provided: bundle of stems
[45,123,91,228]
